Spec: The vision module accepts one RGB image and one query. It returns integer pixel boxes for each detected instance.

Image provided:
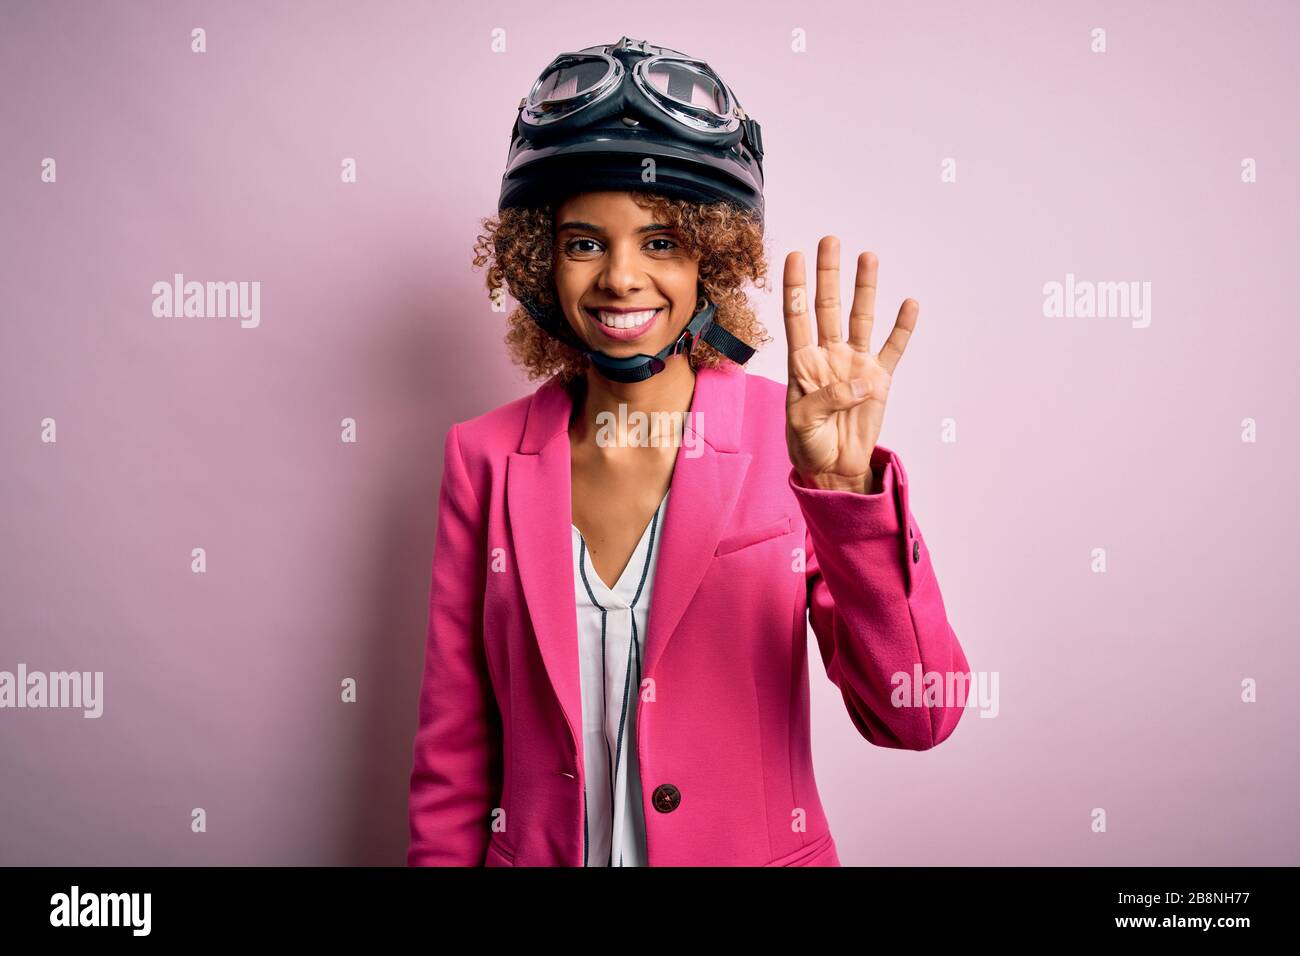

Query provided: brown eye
[566,238,601,254]
[646,237,678,251]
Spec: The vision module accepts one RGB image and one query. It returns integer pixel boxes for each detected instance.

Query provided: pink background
[2,0,1297,865]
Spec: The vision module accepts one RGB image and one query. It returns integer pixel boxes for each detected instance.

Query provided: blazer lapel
[506,364,752,763]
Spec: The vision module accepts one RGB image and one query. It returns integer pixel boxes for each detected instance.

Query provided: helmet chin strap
[520,294,756,384]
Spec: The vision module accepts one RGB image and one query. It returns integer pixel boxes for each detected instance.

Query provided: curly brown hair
[471,191,772,387]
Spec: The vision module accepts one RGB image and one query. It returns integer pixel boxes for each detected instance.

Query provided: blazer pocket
[485,836,516,867]
[764,831,836,866]
[714,515,793,557]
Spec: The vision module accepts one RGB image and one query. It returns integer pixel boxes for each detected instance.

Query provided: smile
[585,307,663,341]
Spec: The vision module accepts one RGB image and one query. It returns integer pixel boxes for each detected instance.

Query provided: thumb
[803,378,870,423]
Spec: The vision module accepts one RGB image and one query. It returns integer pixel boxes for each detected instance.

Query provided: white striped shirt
[570,486,670,867]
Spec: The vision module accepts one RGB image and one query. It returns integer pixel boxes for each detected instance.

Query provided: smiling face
[552,191,701,356]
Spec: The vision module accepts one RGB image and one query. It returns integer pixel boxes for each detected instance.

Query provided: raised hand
[783,237,917,493]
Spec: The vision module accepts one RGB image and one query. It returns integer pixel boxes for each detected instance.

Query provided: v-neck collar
[572,487,670,608]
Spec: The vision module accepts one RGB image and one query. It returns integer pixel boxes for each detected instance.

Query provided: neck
[569,357,698,452]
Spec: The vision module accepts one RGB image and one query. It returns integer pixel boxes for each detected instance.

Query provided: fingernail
[851,378,868,397]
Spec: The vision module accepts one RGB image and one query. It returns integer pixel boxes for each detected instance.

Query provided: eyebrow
[555,221,674,235]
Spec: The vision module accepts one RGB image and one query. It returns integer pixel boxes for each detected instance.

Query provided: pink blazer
[407,363,970,866]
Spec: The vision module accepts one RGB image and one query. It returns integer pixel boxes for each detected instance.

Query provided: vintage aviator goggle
[516,37,764,161]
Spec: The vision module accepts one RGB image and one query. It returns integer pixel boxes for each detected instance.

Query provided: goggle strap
[742,117,764,161]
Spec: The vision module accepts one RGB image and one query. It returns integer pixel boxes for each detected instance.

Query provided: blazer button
[651,784,681,813]
[912,540,920,563]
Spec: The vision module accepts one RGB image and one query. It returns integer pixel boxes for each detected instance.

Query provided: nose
[595,242,646,299]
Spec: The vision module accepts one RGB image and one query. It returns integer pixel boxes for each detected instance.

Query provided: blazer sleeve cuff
[786,443,907,542]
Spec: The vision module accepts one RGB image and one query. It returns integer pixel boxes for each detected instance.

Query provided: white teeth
[595,309,658,329]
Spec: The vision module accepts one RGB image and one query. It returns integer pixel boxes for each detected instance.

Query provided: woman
[408,36,970,867]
